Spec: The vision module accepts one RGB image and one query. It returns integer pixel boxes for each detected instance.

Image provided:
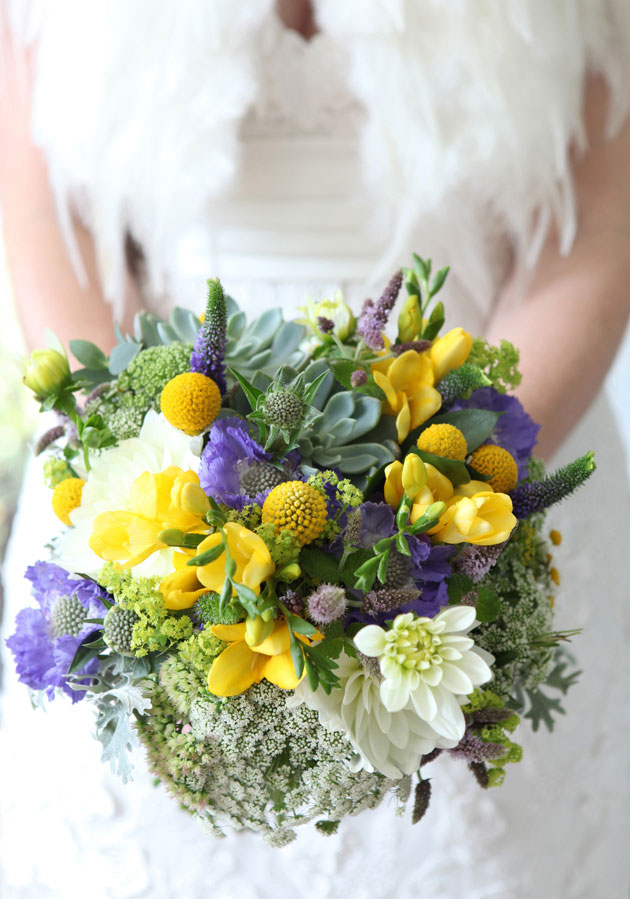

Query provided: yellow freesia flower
[430,327,473,381]
[208,619,309,697]
[431,490,516,545]
[384,458,453,524]
[371,348,442,442]
[159,522,275,610]
[89,467,210,568]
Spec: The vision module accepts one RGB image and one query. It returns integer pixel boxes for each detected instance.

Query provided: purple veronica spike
[190,278,227,394]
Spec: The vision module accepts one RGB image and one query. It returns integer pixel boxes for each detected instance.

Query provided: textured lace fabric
[2,12,630,899]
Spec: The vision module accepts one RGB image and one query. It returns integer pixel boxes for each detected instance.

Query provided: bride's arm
[487,77,630,460]
[0,25,142,357]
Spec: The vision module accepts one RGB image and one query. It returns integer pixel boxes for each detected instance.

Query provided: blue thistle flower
[190,277,227,394]
[510,451,595,518]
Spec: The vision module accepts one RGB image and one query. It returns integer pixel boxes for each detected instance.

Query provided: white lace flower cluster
[293,607,493,779]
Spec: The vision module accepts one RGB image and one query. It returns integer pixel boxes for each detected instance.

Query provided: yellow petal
[373,370,399,411]
[395,393,411,442]
[430,328,472,381]
[408,385,442,430]
[159,567,206,610]
[207,640,264,697]
[384,461,404,508]
[389,350,433,392]
[261,651,302,690]
[454,480,494,497]
[250,620,291,656]
[210,622,248,643]
[402,454,427,497]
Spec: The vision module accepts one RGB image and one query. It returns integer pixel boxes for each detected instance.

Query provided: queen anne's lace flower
[290,652,456,779]
[354,607,493,743]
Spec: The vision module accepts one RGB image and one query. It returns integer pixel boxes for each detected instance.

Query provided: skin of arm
[0,21,142,360]
[487,77,630,459]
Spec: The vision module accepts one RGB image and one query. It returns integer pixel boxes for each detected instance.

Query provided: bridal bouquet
[9,257,593,844]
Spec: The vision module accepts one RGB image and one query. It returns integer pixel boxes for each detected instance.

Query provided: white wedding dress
[2,4,629,898]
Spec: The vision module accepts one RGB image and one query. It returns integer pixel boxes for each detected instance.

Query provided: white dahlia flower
[354,607,494,743]
[288,652,456,780]
[56,411,199,579]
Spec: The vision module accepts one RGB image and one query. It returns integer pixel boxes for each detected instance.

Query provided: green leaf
[421,301,445,341]
[447,572,474,604]
[430,266,450,296]
[300,546,342,583]
[69,339,109,370]
[396,533,411,556]
[288,616,318,637]
[186,542,225,567]
[363,463,388,500]
[303,653,320,691]
[68,640,103,675]
[289,632,305,678]
[411,448,471,486]
[109,341,141,375]
[475,586,501,622]
[423,408,502,453]
[228,368,264,411]
[377,548,390,585]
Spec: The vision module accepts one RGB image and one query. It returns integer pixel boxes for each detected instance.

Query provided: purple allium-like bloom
[307,584,347,625]
[452,543,504,583]
[199,417,297,511]
[190,278,227,394]
[350,369,368,387]
[455,387,539,480]
[357,270,403,350]
[392,340,433,356]
[6,562,108,702]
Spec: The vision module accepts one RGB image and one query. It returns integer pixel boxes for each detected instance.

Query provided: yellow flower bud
[401,454,427,496]
[245,614,275,647]
[397,294,422,343]
[22,348,71,397]
[276,562,302,583]
[177,481,211,518]
[430,327,473,381]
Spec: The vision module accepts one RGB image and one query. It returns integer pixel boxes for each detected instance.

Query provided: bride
[1,2,629,897]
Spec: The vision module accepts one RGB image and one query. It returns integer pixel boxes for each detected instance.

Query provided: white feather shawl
[4,0,630,319]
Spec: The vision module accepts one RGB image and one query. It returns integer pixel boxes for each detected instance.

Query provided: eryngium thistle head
[193,592,243,627]
[236,459,287,496]
[103,605,139,655]
[51,595,88,637]
[262,389,305,428]
[306,584,347,625]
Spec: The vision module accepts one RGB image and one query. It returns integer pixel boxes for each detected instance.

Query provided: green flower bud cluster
[194,592,243,627]
[466,338,521,394]
[43,457,75,489]
[87,343,192,440]
[96,563,193,657]
[51,595,87,638]
[255,524,301,567]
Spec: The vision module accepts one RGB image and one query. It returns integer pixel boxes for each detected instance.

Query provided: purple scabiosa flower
[6,562,108,703]
[344,502,396,548]
[199,417,297,511]
[357,270,403,350]
[190,278,227,394]
[307,584,347,625]
[454,387,539,480]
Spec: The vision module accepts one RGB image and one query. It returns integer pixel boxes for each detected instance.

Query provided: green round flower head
[237,460,287,496]
[384,551,412,588]
[51,595,87,638]
[193,592,243,627]
[262,389,305,428]
[104,605,139,655]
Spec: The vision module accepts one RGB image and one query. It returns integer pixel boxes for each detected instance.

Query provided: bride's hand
[0,13,142,356]
[488,77,630,460]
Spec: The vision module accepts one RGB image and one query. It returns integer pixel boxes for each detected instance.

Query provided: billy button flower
[417,423,468,461]
[469,444,519,494]
[160,372,222,436]
[261,481,327,546]
[51,477,85,526]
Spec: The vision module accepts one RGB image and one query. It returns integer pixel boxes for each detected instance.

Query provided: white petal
[439,662,474,695]
[440,635,474,651]
[410,680,438,721]
[458,649,494,684]
[342,671,363,706]
[374,700,392,734]
[436,605,476,632]
[380,675,410,712]
[430,687,466,741]
[354,625,387,657]
[388,710,410,749]
[421,665,443,687]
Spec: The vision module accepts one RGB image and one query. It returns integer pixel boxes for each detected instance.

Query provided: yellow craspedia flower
[469,444,518,493]
[261,481,327,546]
[417,423,468,460]
[52,477,85,526]
[160,372,221,436]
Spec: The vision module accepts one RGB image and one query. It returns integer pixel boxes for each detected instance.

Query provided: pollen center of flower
[51,595,87,638]
[237,460,287,496]
[385,621,444,672]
